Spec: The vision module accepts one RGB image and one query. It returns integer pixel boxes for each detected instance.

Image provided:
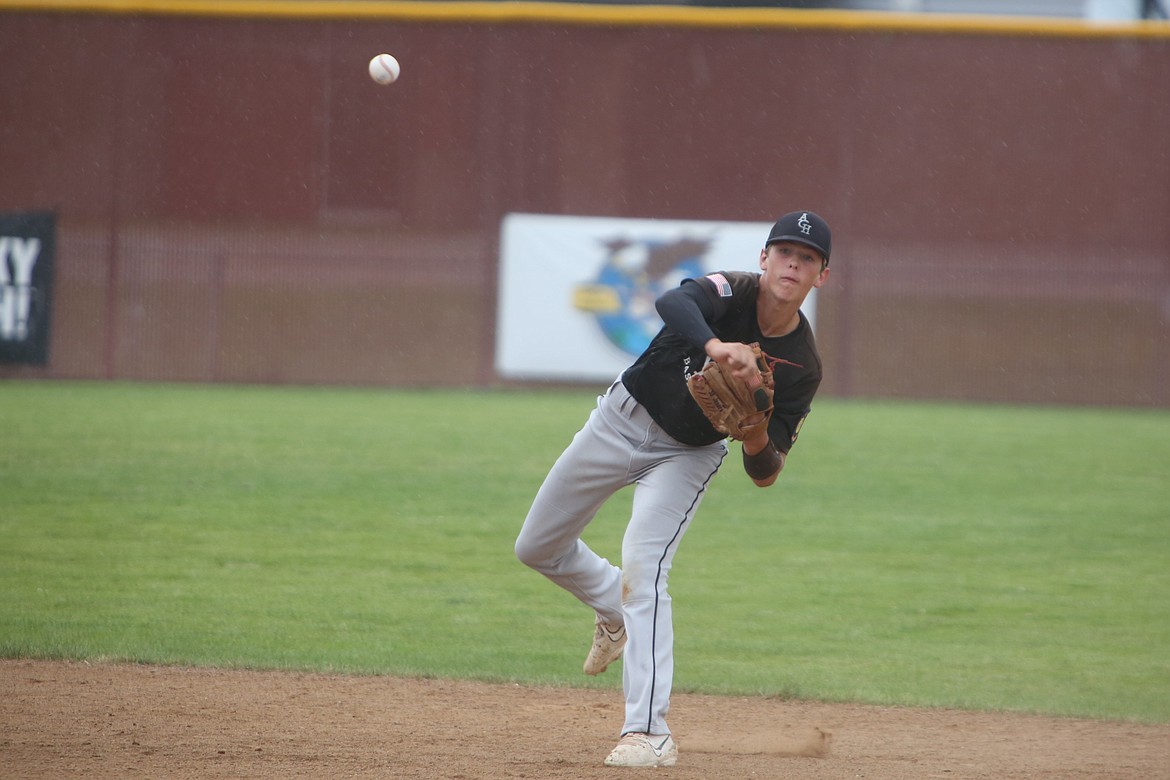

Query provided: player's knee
[514,534,545,570]
[514,536,533,566]
[619,569,668,605]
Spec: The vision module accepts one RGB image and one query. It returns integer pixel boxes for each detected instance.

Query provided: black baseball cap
[765,210,831,263]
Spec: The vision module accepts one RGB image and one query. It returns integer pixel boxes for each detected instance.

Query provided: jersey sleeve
[654,281,717,349]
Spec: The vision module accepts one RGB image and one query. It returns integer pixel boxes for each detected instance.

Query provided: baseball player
[515,211,832,767]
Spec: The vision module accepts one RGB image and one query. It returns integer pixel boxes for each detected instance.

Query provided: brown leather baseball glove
[686,343,775,441]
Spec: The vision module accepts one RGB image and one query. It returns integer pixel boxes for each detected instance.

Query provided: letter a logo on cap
[766,210,831,262]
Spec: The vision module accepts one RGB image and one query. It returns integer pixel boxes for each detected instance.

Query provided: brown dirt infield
[2,659,1167,779]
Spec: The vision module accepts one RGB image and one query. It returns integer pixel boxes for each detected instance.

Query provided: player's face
[759,242,829,302]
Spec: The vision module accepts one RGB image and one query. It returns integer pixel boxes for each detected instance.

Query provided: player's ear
[759,247,768,269]
[813,265,831,288]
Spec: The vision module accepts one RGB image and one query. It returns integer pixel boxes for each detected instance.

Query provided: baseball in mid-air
[368,53,401,85]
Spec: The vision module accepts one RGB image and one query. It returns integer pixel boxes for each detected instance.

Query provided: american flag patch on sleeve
[706,273,733,298]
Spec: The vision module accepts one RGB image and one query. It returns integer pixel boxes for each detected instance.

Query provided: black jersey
[621,271,822,450]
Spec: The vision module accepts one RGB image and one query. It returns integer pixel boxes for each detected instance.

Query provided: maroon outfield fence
[1,1,1168,405]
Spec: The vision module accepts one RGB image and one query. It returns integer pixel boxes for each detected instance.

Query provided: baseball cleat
[604,732,678,767]
[583,616,626,676]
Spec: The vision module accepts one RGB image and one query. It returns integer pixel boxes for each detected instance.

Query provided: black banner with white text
[0,211,55,365]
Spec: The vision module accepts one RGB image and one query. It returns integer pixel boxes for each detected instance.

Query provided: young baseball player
[515,211,832,767]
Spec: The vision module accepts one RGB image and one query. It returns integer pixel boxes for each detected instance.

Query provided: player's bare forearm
[742,433,784,487]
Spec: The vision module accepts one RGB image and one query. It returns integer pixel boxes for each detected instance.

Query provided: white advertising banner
[495,213,817,383]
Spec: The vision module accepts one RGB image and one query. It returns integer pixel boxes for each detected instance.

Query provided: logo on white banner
[572,236,710,357]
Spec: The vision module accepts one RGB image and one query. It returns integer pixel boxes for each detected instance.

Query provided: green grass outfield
[2,380,1168,723]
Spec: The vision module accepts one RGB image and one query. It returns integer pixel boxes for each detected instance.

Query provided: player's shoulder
[690,270,760,300]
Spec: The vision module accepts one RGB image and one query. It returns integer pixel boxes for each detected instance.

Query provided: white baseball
[368,53,401,85]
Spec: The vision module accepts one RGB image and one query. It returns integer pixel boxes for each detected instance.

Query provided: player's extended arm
[661,282,781,484]
[657,283,766,387]
[655,283,717,347]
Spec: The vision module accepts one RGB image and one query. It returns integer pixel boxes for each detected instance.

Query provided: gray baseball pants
[515,380,727,736]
